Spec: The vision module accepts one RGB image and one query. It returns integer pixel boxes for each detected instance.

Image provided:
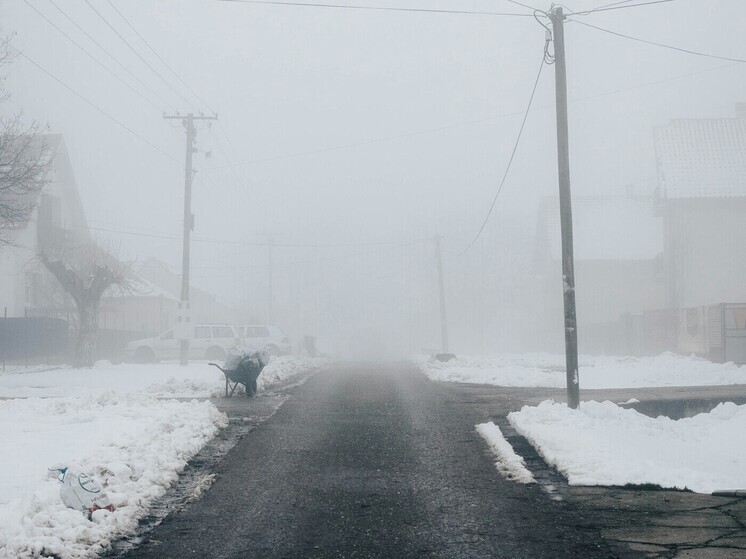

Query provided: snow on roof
[546,195,662,261]
[104,270,179,301]
[654,118,746,199]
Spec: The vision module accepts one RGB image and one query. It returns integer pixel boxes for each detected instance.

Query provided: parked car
[124,324,241,362]
[235,324,291,356]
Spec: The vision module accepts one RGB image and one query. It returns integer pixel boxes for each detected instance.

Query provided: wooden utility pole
[435,235,449,354]
[163,112,218,365]
[549,7,580,409]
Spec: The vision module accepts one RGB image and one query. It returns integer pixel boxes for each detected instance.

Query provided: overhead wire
[85,223,433,248]
[5,40,181,164]
[217,0,536,17]
[46,0,174,110]
[81,0,195,108]
[104,0,216,114]
[501,0,539,12]
[21,0,164,112]
[573,0,676,15]
[460,49,546,255]
[569,19,746,63]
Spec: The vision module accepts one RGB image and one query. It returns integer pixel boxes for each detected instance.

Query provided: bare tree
[40,245,132,367]
[0,37,49,248]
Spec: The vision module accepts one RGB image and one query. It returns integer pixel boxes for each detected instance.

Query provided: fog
[3,0,746,359]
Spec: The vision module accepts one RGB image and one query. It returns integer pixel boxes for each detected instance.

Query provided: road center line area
[118,364,612,558]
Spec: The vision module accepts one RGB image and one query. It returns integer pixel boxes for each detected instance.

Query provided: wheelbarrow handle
[209,363,228,373]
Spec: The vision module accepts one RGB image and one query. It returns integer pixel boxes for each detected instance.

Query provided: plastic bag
[50,466,115,515]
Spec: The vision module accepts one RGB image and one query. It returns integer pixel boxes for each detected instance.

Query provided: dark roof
[654,118,746,199]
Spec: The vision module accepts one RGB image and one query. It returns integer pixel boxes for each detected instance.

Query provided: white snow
[508,399,746,494]
[417,352,746,389]
[475,422,535,484]
[423,352,746,494]
[0,357,320,558]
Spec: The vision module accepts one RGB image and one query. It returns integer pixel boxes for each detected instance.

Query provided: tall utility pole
[549,7,580,409]
[163,112,218,366]
[434,235,449,354]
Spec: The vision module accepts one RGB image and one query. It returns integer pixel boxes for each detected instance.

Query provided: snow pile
[508,400,746,493]
[0,357,323,399]
[0,357,322,557]
[257,356,317,391]
[475,422,535,484]
[418,352,746,389]
[0,394,227,558]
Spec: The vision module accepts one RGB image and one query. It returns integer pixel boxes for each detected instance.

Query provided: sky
[2,0,746,356]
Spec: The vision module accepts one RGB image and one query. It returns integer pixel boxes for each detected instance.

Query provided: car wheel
[206,346,226,361]
[134,347,156,363]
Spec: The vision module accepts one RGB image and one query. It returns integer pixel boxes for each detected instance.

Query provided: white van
[235,325,291,356]
[124,324,241,362]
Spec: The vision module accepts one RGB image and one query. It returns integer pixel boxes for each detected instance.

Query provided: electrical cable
[217,0,536,17]
[105,0,216,114]
[191,238,432,271]
[460,52,545,255]
[573,0,675,15]
[569,19,746,64]
[22,0,164,112]
[82,0,195,107]
[502,0,539,12]
[85,223,433,248]
[6,41,181,164]
[46,0,174,110]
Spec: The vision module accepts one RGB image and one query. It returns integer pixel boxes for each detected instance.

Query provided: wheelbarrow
[209,349,268,397]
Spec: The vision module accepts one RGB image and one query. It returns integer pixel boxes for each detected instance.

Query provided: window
[194,326,212,339]
[245,326,269,338]
[213,326,234,338]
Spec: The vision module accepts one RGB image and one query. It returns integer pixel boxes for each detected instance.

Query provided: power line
[104,0,216,113]
[502,0,539,12]
[570,19,746,63]
[45,0,173,110]
[461,52,545,255]
[194,238,432,270]
[6,41,180,164]
[573,0,676,15]
[81,0,195,107]
[207,57,738,172]
[22,0,163,112]
[86,223,432,248]
[217,0,536,17]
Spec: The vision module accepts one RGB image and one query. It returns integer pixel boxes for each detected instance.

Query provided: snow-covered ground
[418,352,746,389]
[433,352,746,494]
[508,400,746,494]
[0,357,321,558]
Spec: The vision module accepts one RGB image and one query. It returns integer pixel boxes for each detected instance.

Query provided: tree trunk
[74,302,98,368]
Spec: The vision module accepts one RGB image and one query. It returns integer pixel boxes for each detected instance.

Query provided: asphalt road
[122,364,614,558]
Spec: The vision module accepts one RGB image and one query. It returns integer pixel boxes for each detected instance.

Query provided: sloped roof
[654,118,746,199]
[545,195,662,261]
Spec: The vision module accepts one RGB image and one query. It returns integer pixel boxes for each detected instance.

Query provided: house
[654,106,746,309]
[0,135,90,362]
[653,105,746,362]
[0,134,90,319]
[535,191,666,354]
[100,257,238,340]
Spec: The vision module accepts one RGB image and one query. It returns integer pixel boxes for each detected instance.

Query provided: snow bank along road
[121,364,613,558]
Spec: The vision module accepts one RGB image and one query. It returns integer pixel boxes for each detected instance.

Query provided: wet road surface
[121,364,613,558]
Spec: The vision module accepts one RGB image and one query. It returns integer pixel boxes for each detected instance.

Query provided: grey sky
[2,0,745,354]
